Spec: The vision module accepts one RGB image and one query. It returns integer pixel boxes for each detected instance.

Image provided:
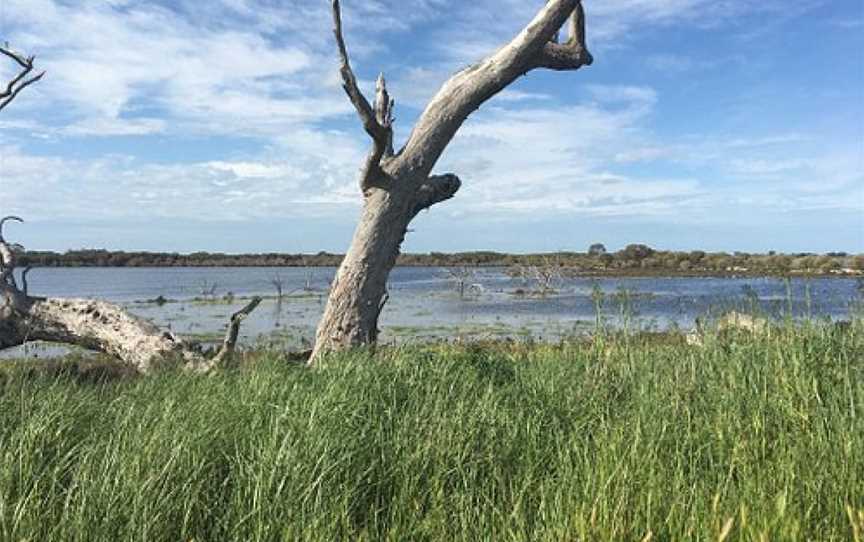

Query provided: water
[3,266,860,358]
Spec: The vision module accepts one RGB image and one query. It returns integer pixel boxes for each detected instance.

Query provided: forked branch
[537,3,592,70]
[399,0,591,169]
[332,0,395,183]
[311,1,594,361]
[0,45,45,112]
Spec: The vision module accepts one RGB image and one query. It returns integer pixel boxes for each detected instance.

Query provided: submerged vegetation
[1,320,862,541]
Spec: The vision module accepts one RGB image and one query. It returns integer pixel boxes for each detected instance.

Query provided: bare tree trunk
[313,187,410,354]
[311,0,591,362]
[312,161,461,359]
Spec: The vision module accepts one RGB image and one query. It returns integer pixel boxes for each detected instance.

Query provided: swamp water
[2,266,860,358]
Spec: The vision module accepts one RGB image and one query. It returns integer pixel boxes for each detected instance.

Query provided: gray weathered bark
[0,226,261,374]
[311,0,592,361]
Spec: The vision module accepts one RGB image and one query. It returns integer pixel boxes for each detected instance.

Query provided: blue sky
[0,0,862,254]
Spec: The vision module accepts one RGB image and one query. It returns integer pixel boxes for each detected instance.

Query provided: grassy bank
[1,325,862,541]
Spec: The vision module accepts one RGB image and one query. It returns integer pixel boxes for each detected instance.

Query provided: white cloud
[424,84,862,221]
[587,85,658,108]
[2,0,342,136]
[206,161,296,180]
[62,118,167,137]
[0,137,366,222]
[1,0,858,251]
[429,85,698,216]
[644,54,702,73]
[615,146,674,163]
[424,0,825,65]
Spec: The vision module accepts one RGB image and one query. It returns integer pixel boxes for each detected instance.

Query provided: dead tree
[511,257,564,297]
[312,0,592,361]
[0,44,45,112]
[198,279,219,299]
[271,275,286,299]
[0,218,262,373]
[444,266,478,299]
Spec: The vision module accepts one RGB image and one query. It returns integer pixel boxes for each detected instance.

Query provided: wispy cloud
[0,142,365,222]
[0,0,859,251]
[2,0,344,136]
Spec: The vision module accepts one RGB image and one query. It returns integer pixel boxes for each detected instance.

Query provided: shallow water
[3,266,860,358]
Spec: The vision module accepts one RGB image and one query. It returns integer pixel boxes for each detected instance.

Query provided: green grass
[0,323,862,541]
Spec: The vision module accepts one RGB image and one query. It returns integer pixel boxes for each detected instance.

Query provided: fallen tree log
[0,217,261,374]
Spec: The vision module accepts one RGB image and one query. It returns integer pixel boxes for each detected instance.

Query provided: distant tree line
[18,244,864,276]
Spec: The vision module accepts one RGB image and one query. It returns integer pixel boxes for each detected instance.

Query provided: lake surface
[3,267,861,357]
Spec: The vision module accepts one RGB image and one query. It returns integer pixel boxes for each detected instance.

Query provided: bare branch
[332,0,376,133]
[412,173,462,217]
[367,291,388,344]
[210,296,263,367]
[0,45,45,113]
[0,216,24,286]
[0,45,38,68]
[568,1,587,47]
[443,266,478,299]
[21,266,33,296]
[375,73,395,156]
[536,3,592,70]
[535,42,592,70]
[547,0,561,43]
[271,275,285,298]
[0,215,23,243]
[398,0,588,172]
[510,256,563,297]
[331,0,394,175]
[198,279,218,298]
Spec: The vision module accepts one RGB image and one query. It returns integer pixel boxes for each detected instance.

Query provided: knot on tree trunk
[413,173,462,217]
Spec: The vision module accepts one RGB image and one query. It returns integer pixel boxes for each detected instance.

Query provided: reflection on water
[3,267,860,358]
